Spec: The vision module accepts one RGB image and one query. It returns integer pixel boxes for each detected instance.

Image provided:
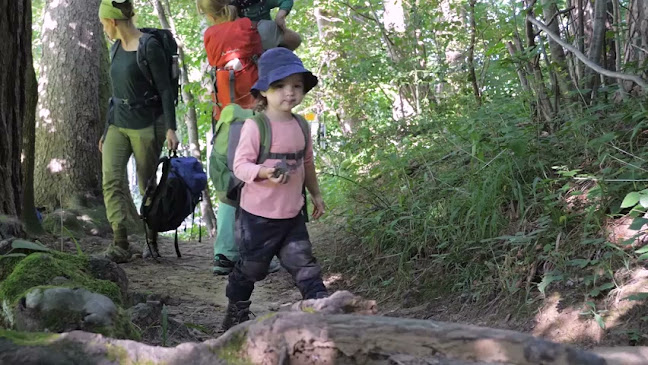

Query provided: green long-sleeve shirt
[234,0,293,22]
[108,37,176,131]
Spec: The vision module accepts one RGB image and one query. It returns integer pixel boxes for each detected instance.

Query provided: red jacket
[203,18,263,119]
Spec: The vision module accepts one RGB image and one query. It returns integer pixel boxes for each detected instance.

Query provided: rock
[0,215,25,240]
[129,301,162,329]
[14,287,117,333]
[0,239,12,255]
[87,256,128,299]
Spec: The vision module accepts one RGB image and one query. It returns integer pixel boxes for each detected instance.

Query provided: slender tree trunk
[34,0,109,210]
[152,0,217,236]
[22,45,43,233]
[577,0,585,85]
[468,0,481,106]
[585,0,607,99]
[506,42,532,95]
[0,0,31,217]
[541,0,567,68]
[612,0,626,96]
[623,0,648,92]
[522,7,555,123]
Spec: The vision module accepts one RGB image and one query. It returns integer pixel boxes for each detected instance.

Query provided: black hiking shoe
[213,254,236,275]
[221,300,252,332]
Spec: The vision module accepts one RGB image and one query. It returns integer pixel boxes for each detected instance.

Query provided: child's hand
[275,10,287,30]
[311,194,326,220]
[258,167,290,184]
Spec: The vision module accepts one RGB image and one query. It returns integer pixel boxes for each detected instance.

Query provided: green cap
[99,0,128,20]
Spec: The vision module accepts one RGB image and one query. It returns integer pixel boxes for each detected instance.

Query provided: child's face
[261,74,305,113]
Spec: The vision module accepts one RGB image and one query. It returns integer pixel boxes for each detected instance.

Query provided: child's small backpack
[204,18,262,120]
[140,153,207,258]
[110,28,181,105]
[209,104,309,205]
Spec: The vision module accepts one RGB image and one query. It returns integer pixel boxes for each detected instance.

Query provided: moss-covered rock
[0,252,122,307]
[0,251,139,340]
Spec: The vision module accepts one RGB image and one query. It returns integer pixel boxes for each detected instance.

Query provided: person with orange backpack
[198,0,280,275]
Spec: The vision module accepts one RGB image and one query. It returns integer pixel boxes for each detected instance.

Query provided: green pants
[214,201,238,261]
[102,121,164,240]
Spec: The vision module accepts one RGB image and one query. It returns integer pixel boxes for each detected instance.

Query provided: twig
[546,6,575,27]
[526,15,648,92]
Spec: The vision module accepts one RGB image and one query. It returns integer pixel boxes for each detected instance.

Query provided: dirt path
[120,234,302,345]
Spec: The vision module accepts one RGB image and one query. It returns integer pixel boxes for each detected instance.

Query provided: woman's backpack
[140,153,207,258]
[110,28,180,105]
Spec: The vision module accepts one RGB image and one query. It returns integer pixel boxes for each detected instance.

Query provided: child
[231,0,302,50]
[198,0,281,275]
[199,0,263,116]
[222,48,327,330]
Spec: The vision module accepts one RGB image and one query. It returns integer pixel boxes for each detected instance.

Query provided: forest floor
[52,219,648,354]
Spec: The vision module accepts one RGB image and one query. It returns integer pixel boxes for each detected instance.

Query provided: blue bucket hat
[251,48,318,97]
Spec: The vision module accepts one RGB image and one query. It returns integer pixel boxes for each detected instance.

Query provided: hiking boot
[213,254,235,275]
[103,244,132,264]
[221,300,252,332]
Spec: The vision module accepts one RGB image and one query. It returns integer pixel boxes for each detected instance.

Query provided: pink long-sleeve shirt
[233,116,313,219]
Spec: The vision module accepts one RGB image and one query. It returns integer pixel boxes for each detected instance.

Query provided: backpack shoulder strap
[137,32,156,86]
[251,113,271,164]
[110,40,121,63]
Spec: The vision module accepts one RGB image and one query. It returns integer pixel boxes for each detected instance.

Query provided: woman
[98,0,179,263]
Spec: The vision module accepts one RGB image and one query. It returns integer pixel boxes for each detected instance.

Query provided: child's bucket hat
[251,48,318,97]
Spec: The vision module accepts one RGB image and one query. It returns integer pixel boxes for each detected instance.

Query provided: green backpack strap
[251,113,272,163]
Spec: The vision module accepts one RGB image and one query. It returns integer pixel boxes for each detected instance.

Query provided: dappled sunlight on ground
[323,273,343,287]
[533,269,648,345]
[533,292,605,344]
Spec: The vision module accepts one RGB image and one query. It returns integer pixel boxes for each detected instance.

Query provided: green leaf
[629,217,648,231]
[0,253,27,259]
[625,292,648,301]
[621,192,641,208]
[635,246,648,254]
[538,273,563,296]
[594,313,606,329]
[640,195,648,208]
[11,239,51,252]
[568,259,590,268]
[638,253,648,260]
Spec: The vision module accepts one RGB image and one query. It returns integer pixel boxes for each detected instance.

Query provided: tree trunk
[585,0,608,98]
[34,0,110,211]
[521,9,555,123]
[468,0,481,106]
[540,0,567,68]
[22,41,43,233]
[623,0,648,93]
[0,292,607,365]
[0,0,30,217]
[152,0,217,236]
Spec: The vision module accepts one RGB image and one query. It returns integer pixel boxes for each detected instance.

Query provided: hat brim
[251,64,318,97]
